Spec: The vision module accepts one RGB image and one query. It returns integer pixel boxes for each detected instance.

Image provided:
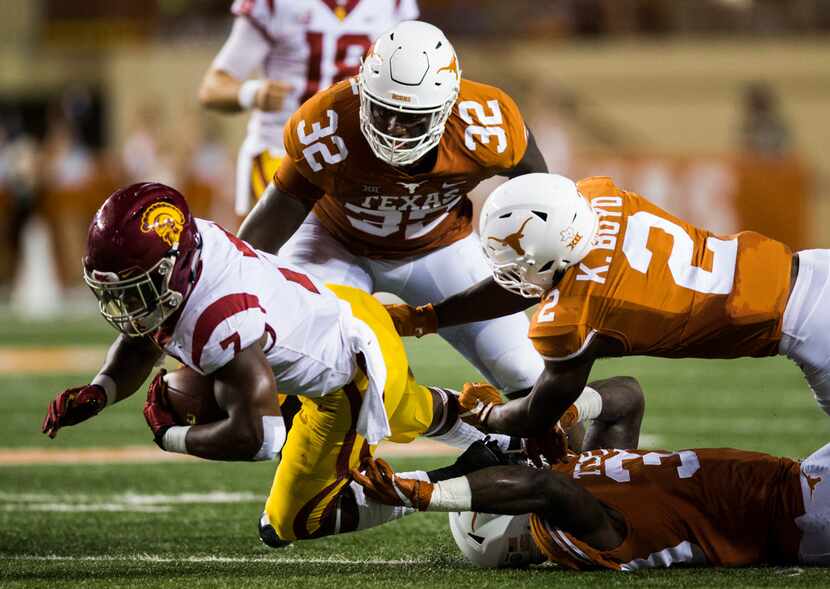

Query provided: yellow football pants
[249,150,283,203]
[264,285,434,540]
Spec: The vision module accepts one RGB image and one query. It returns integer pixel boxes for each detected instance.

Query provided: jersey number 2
[622,211,737,295]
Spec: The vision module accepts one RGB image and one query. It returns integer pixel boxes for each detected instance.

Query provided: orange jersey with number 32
[530,447,804,570]
[275,78,528,258]
[529,177,793,360]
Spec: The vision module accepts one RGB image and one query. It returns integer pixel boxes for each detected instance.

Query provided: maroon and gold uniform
[276,78,528,259]
[531,447,806,570]
[529,176,793,360]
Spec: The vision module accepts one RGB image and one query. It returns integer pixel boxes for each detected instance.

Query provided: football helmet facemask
[83,182,200,337]
[479,173,599,298]
[359,20,461,167]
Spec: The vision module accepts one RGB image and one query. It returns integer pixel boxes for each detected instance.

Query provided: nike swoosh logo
[442,181,464,189]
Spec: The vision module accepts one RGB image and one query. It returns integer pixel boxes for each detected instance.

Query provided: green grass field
[2,315,829,587]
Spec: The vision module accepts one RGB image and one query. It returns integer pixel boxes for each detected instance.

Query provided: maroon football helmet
[83,182,200,337]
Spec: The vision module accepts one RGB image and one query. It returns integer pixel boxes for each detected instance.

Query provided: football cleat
[258,512,292,549]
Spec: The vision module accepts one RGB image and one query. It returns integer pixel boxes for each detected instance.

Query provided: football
[163,366,227,426]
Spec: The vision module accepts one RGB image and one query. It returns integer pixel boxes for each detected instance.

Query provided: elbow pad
[253,415,287,461]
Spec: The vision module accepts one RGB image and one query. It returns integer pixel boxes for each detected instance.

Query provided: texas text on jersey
[275,77,529,259]
[528,176,793,360]
[531,447,805,570]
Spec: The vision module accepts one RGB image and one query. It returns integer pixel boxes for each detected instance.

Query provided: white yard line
[0,490,265,513]
[0,439,460,466]
[1,554,424,565]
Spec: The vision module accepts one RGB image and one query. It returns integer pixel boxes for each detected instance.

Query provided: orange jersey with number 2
[529,177,793,360]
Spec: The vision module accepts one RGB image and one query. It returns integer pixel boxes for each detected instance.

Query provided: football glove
[143,370,176,448]
[458,382,504,429]
[42,384,108,439]
[523,423,570,468]
[384,303,438,338]
[351,457,435,511]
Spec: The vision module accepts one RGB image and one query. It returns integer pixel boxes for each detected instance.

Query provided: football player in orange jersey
[353,381,830,570]
[387,172,830,441]
[237,21,553,422]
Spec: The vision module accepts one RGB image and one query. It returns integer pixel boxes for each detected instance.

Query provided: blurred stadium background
[0,0,828,315]
[1,2,829,586]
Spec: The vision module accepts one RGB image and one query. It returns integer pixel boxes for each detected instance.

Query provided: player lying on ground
[38,182,632,543]
[354,384,830,570]
[238,20,550,402]
[388,172,829,442]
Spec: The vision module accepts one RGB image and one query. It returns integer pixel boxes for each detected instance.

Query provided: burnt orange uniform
[275,78,528,259]
[531,447,805,570]
[529,177,793,360]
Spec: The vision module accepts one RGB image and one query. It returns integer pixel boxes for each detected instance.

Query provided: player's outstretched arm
[238,182,313,254]
[42,335,162,438]
[353,456,622,550]
[503,128,548,177]
[385,277,536,338]
[483,335,624,438]
[482,357,594,437]
[467,466,621,550]
[145,344,284,461]
[435,276,537,328]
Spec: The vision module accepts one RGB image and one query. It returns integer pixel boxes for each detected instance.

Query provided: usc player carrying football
[40,182,634,545]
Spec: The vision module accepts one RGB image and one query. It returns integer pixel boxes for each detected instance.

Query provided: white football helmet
[359,20,461,166]
[479,173,599,298]
[449,511,544,568]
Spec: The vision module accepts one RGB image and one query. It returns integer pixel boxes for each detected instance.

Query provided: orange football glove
[351,457,434,511]
[384,303,438,338]
[458,382,504,429]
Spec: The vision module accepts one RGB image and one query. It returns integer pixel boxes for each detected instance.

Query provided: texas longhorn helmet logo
[140,202,185,247]
[805,471,823,500]
[437,55,459,79]
[488,217,533,256]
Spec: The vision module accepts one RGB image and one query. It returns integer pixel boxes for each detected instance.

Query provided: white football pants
[796,441,830,565]
[278,213,544,393]
[779,249,830,416]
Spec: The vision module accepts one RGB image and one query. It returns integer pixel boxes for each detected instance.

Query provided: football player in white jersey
[41,182,562,543]
[199,0,418,215]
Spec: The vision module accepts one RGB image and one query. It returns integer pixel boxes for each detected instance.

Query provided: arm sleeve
[211,16,272,81]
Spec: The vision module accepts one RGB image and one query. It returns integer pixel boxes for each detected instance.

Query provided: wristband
[238,79,265,110]
[92,373,118,407]
[162,425,191,454]
[574,386,602,422]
